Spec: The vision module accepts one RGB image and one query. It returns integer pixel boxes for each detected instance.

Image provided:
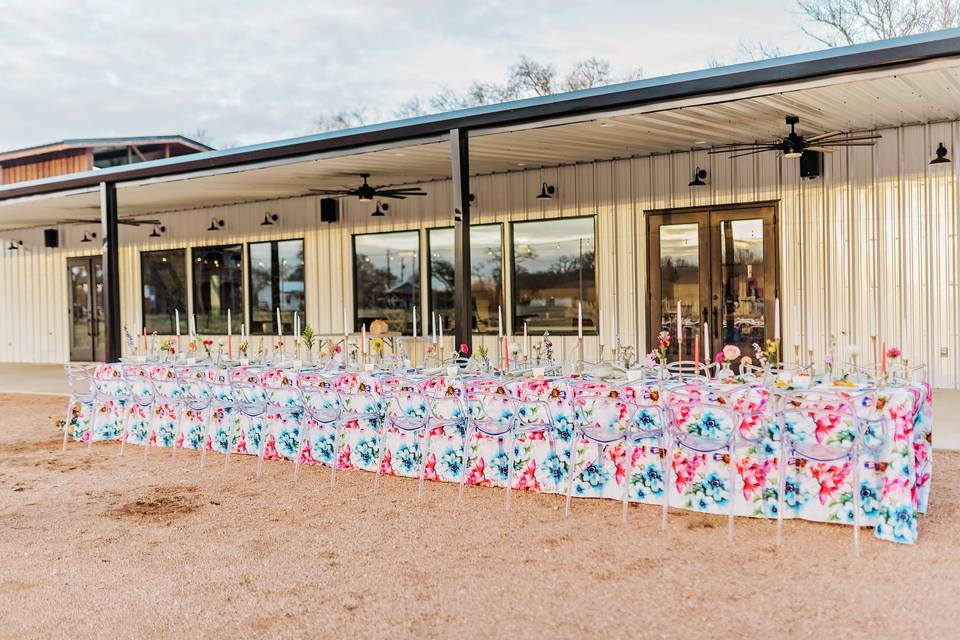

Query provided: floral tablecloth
[64,364,933,544]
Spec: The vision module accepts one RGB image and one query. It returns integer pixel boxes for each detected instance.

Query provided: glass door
[68,256,105,362]
[648,205,777,364]
[647,212,711,360]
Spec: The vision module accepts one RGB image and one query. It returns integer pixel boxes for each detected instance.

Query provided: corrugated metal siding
[0,122,957,386]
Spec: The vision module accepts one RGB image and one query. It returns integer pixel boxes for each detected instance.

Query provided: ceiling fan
[308,173,427,200]
[709,116,882,159]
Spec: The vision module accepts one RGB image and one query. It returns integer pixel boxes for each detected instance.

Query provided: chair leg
[505,432,515,512]
[621,442,636,524]
[199,408,215,471]
[417,431,433,500]
[727,444,737,544]
[293,420,309,482]
[329,424,344,488]
[373,422,389,495]
[144,408,156,461]
[564,438,580,518]
[170,407,186,460]
[62,397,76,452]
[852,451,861,558]
[458,426,473,503]
[118,404,133,457]
[777,439,787,547]
[224,411,237,471]
[256,415,269,478]
[661,436,673,532]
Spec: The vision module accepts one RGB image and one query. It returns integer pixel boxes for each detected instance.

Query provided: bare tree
[313,108,370,132]
[508,56,557,96]
[563,57,612,91]
[797,0,960,46]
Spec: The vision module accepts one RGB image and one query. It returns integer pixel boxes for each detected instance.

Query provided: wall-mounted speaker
[800,151,822,179]
[320,198,339,223]
[43,228,59,248]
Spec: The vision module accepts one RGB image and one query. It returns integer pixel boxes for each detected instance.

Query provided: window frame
[139,247,188,335]
[426,222,504,336]
[246,237,306,336]
[351,228,422,333]
[189,242,246,335]
[509,214,599,336]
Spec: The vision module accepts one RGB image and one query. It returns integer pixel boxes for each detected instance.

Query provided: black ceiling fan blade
[806,130,844,142]
[708,142,776,151]
[378,190,427,197]
[729,148,776,159]
[709,145,778,155]
[308,189,354,195]
[819,141,880,147]
[376,187,426,193]
[823,135,883,143]
[377,193,408,200]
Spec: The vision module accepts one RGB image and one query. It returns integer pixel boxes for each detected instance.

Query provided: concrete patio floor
[0,362,956,450]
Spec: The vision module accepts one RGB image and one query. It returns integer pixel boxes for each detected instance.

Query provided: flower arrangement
[200,338,214,358]
[886,346,901,360]
[542,332,554,362]
[722,344,741,361]
[159,337,176,357]
[301,324,316,352]
[847,344,860,366]
[457,342,469,358]
[124,325,136,351]
[656,330,670,365]
[620,345,635,368]
[238,339,249,358]
[475,345,490,367]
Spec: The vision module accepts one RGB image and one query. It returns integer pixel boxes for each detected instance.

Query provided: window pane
[191,244,243,334]
[513,217,596,334]
[353,231,419,334]
[658,222,700,359]
[428,224,502,334]
[248,239,305,335]
[141,249,186,334]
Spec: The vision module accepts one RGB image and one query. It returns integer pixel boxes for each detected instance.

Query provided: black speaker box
[44,228,59,248]
[320,198,339,223]
[800,151,822,179]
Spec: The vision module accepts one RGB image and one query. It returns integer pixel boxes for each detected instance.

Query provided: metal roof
[0,135,213,163]
[2,28,959,202]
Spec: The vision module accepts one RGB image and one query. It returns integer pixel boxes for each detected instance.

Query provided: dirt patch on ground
[103,485,202,523]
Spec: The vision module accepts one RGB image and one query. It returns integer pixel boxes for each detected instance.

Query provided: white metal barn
[0,31,958,392]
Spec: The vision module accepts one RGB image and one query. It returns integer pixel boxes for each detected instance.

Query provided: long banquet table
[63,363,933,544]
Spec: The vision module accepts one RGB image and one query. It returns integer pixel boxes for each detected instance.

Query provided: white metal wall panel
[1,122,958,387]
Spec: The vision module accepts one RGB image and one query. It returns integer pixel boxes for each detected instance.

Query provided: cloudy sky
[0,1,817,151]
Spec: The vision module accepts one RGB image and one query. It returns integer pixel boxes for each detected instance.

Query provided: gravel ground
[0,393,957,639]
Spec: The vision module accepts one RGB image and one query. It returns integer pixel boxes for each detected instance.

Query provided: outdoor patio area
[1,392,958,638]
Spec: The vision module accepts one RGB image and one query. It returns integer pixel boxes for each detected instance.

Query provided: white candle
[677,300,682,352]
[439,316,443,343]
[241,323,246,339]
[294,312,300,338]
[174,309,180,337]
[412,305,417,339]
[276,307,282,338]
[577,301,583,339]
[432,312,437,344]
[227,309,232,337]
[190,314,196,337]
[361,323,366,354]
[523,321,528,356]
[498,305,503,339]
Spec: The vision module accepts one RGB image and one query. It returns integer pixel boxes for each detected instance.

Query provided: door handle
[712,307,719,339]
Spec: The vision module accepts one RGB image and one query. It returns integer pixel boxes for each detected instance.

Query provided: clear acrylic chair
[663,383,744,542]
[256,369,306,477]
[622,380,670,527]
[295,374,343,483]
[565,381,636,521]
[377,376,432,495]
[508,378,569,501]
[333,372,383,480]
[422,375,468,500]
[145,364,180,459]
[666,360,711,382]
[62,364,97,452]
[171,365,214,463]
[774,389,883,555]
[229,367,269,472]
[461,378,517,508]
[118,364,155,457]
[199,366,237,471]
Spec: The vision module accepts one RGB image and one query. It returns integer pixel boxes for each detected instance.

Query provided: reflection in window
[658,222,700,356]
[249,239,305,335]
[191,244,243,334]
[512,217,596,334]
[353,231,419,334]
[141,249,186,334]
[428,225,502,334]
